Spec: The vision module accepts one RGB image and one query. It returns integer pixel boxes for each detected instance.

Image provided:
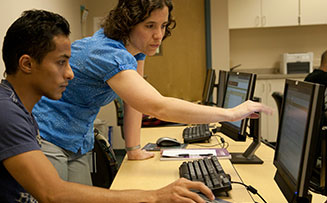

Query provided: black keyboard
[179,156,232,196]
[182,124,212,143]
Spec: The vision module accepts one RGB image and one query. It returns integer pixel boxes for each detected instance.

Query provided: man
[0,9,214,202]
[305,50,327,113]
[305,50,327,87]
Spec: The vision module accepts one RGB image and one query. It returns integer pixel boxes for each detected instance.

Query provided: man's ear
[18,54,34,74]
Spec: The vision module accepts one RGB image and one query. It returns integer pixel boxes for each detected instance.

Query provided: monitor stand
[230,115,264,164]
[295,196,312,203]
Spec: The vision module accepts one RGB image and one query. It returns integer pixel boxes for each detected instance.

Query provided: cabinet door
[266,79,285,142]
[261,0,299,27]
[300,0,327,25]
[228,0,261,29]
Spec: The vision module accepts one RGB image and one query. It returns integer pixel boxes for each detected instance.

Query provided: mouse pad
[142,143,188,151]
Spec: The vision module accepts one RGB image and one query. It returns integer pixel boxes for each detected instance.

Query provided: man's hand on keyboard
[155,178,215,203]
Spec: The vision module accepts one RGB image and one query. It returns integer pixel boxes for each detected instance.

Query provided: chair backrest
[271,91,284,121]
[91,129,118,188]
[114,98,124,126]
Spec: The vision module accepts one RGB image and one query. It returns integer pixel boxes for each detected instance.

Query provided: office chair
[114,98,125,140]
[271,91,283,122]
[263,91,283,150]
[91,128,118,188]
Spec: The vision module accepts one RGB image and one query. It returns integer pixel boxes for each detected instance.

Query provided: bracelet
[125,144,141,151]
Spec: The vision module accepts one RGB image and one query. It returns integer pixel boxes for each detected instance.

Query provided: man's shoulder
[0,91,15,109]
[305,69,327,84]
[0,85,13,99]
[0,95,26,123]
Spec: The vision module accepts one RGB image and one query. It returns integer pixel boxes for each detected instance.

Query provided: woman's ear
[18,54,33,74]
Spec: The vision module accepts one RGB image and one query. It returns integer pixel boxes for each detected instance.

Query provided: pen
[178,153,189,157]
[199,153,213,156]
[177,153,213,157]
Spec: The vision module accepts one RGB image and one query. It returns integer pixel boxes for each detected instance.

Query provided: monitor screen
[220,72,256,141]
[216,70,228,107]
[202,69,216,105]
[274,79,324,202]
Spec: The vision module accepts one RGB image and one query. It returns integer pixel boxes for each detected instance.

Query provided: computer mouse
[156,137,182,147]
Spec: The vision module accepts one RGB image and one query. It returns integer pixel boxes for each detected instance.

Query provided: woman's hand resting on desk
[154,178,214,203]
[229,100,273,122]
[127,149,154,160]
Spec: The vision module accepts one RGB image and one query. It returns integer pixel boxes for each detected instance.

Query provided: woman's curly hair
[101,0,176,45]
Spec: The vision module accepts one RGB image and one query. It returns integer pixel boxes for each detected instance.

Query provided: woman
[33,0,272,186]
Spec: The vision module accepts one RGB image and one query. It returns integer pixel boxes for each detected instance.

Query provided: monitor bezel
[202,69,216,105]
[273,79,324,202]
[220,71,256,141]
[216,70,228,108]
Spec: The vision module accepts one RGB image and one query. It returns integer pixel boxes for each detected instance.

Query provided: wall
[0,0,83,78]
[230,25,327,71]
[210,0,229,71]
[83,0,117,37]
[144,0,206,102]
[210,0,229,104]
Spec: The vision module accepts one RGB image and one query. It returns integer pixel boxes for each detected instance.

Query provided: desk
[110,126,327,203]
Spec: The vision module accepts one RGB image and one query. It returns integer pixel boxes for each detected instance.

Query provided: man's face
[127,6,169,56]
[31,35,74,100]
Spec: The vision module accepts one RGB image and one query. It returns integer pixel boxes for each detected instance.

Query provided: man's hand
[154,178,215,203]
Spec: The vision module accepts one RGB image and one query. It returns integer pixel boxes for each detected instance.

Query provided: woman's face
[126,6,169,56]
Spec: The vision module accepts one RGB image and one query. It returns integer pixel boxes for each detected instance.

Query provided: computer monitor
[202,69,216,105]
[274,79,325,203]
[219,72,261,164]
[216,70,228,108]
[220,71,256,141]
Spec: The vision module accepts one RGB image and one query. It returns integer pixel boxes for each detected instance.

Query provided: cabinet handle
[268,83,271,93]
[262,83,265,92]
[262,16,266,26]
[255,16,260,26]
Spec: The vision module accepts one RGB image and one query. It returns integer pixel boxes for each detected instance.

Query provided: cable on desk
[231,181,267,203]
[190,138,223,148]
[188,126,229,148]
[211,127,229,149]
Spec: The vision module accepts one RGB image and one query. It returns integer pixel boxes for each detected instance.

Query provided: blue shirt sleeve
[70,37,139,83]
[134,53,146,61]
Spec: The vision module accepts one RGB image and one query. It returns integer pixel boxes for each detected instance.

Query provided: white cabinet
[262,0,298,27]
[228,0,298,29]
[300,0,327,25]
[228,0,261,28]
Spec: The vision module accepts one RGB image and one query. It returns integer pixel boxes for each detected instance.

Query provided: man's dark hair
[101,0,176,44]
[2,9,70,75]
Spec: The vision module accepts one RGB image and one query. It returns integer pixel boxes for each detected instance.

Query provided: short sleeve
[70,36,138,83]
[0,101,40,161]
[134,53,146,61]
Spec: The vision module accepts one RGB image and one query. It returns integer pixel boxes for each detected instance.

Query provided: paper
[160,148,231,160]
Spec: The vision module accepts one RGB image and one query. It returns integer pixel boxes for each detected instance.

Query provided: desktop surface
[110,126,327,203]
